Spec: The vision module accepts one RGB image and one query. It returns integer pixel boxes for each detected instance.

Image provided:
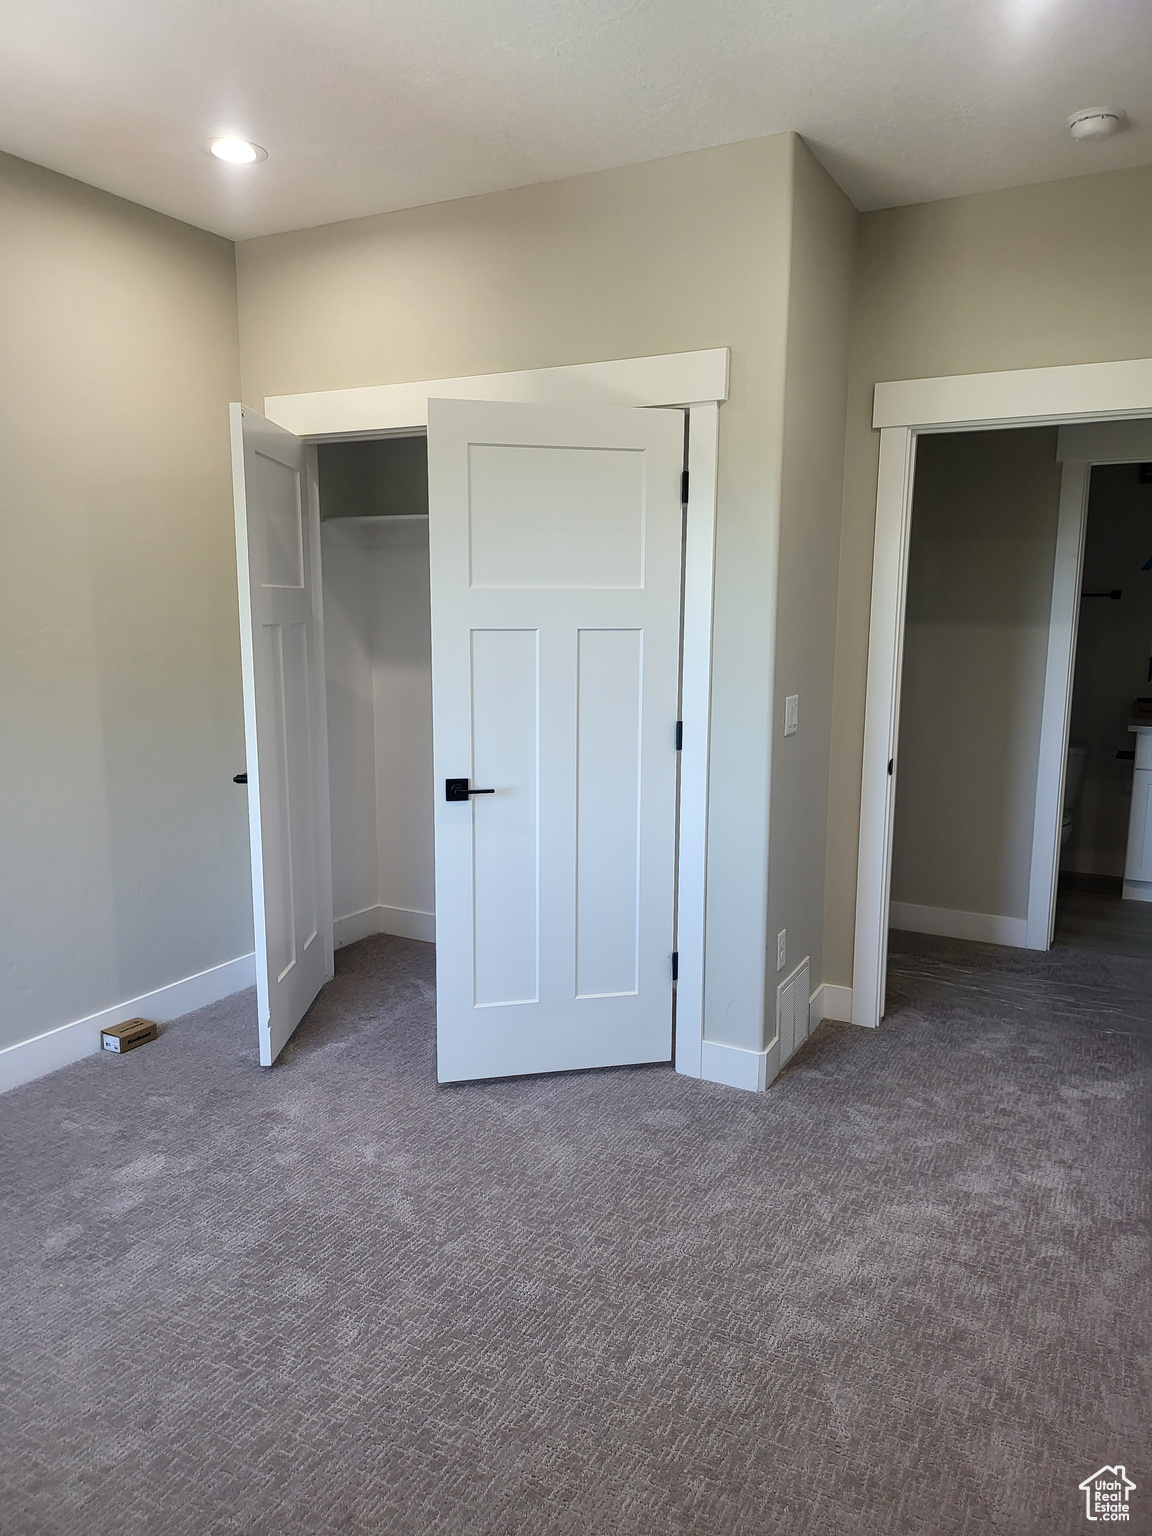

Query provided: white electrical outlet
[777,928,787,971]
[784,694,799,736]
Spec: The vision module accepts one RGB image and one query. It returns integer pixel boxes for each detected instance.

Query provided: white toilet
[1062,745,1089,848]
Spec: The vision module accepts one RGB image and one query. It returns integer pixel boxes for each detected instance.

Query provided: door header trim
[264,349,730,438]
[873,356,1152,432]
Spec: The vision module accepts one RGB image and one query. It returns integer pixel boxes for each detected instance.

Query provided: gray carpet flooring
[2,931,1149,1536]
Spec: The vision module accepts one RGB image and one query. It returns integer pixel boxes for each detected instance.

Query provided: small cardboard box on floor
[101,1018,158,1054]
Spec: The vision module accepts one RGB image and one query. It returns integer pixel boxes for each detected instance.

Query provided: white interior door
[428,398,685,1082]
[230,404,333,1065]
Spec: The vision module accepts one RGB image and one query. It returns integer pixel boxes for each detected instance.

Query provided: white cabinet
[1123,726,1152,902]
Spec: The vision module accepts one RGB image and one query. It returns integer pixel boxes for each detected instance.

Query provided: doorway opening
[233,372,722,1079]
[888,426,1060,953]
[853,358,1152,1029]
[250,351,727,1077]
[317,434,436,953]
[882,425,1152,969]
[308,407,688,1082]
[1054,459,1152,958]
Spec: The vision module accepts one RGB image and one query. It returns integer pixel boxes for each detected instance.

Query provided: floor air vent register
[776,958,810,1068]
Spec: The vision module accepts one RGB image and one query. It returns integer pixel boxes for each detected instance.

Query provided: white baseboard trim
[700,1037,780,1093]
[1122,879,1152,903]
[810,982,853,1025]
[333,903,435,948]
[699,976,864,1090]
[333,904,384,947]
[0,952,256,1096]
[380,904,436,943]
[700,980,857,1092]
[889,901,1028,948]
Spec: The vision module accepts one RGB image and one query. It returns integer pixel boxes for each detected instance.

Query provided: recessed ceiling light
[1067,109,1124,142]
[208,137,268,164]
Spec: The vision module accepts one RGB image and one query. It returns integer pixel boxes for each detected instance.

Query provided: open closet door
[428,398,684,1082]
[230,404,333,1066]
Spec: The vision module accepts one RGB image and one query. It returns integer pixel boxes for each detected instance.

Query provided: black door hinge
[681,469,689,504]
[675,720,683,751]
[671,951,679,981]
[887,758,894,776]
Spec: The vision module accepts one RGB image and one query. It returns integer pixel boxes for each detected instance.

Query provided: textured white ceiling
[0,0,1148,240]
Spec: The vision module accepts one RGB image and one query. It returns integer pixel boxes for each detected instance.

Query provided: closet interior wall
[322,511,435,946]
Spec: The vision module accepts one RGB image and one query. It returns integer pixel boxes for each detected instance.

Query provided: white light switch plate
[784,695,799,736]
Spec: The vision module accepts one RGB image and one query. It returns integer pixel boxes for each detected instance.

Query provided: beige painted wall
[10,129,1149,1065]
[891,429,1061,920]
[0,153,248,1054]
[825,165,1152,985]
[237,135,799,1054]
[1066,463,1152,876]
[768,142,856,1013]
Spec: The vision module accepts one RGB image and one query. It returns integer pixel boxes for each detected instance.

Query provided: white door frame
[263,349,729,1076]
[854,357,1152,1030]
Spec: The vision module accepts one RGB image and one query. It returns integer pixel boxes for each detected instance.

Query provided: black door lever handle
[445,778,496,802]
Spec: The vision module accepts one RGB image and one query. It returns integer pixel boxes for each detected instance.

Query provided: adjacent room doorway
[854,360,1152,1029]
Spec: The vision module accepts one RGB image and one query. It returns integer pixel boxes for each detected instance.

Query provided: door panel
[471,627,540,1008]
[429,398,683,1082]
[467,443,645,589]
[230,404,333,1065]
[575,627,642,999]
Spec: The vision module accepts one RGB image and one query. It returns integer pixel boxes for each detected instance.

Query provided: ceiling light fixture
[208,137,268,164]
[1067,109,1124,142]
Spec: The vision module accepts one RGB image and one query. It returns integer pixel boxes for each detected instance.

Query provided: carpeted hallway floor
[2,931,1149,1536]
